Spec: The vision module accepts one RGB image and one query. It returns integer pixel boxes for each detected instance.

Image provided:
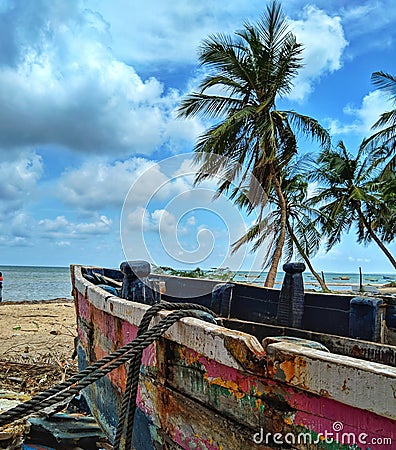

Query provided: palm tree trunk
[286,221,330,292]
[265,174,287,287]
[357,206,396,269]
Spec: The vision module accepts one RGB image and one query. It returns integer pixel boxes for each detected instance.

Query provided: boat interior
[80,264,396,368]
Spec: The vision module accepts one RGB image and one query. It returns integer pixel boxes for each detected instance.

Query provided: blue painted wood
[349,297,384,341]
[23,444,55,450]
[77,345,120,438]
[277,262,306,328]
[132,408,157,450]
[210,283,234,316]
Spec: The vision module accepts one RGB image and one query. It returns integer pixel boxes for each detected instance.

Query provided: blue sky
[0,0,395,274]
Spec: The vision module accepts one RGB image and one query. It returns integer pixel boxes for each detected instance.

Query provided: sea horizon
[0,264,395,302]
[1,263,395,275]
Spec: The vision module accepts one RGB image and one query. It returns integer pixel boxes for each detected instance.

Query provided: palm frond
[371,71,396,103]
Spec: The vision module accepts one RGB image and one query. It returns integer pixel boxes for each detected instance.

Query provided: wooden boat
[71,262,396,449]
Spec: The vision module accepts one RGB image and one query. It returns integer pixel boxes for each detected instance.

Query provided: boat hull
[72,265,396,449]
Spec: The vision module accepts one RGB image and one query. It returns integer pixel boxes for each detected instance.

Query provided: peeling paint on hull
[72,265,396,449]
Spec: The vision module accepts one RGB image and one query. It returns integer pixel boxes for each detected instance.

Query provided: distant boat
[71,262,396,448]
[339,276,350,280]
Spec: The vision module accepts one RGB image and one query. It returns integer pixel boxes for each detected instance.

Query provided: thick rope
[0,303,214,428]
[113,301,214,449]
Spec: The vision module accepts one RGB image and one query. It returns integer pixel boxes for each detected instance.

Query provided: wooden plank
[138,374,273,450]
[225,318,396,366]
[266,341,396,420]
[153,341,396,448]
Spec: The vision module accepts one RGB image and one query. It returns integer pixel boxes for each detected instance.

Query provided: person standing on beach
[0,272,3,302]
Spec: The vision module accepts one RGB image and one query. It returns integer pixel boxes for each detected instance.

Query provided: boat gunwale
[72,264,264,371]
[72,264,396,421]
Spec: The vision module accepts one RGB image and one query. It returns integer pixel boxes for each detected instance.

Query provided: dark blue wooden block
[211,283,233,317]
[277,262,305,328]
[349,297,384,342]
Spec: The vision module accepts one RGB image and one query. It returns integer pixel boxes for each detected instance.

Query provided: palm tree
[177,1,330,287]
[361,71,396,247]
[363,71,396,156]
[233,166,330,291]
[361,165,396,245]
[309,141,396,269]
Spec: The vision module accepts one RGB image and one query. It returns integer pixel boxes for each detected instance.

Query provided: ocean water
[233,271,396,291]
[0,265,394,302]
[0,266,72,302]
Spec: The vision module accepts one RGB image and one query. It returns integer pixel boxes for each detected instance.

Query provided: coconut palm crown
[363,71,396,157]
[309,141,396,269]
[177,1,330,286]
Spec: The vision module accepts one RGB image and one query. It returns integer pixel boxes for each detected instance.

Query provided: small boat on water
[71,261,396,449]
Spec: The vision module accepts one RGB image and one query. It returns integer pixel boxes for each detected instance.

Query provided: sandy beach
[0,299,77,395]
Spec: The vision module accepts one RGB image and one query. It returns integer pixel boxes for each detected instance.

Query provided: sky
[0,0,395,274]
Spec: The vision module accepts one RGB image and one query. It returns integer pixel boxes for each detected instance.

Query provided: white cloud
[0,1,202,156]
[126,207,152,231]
[58,157,163,210]
[344,90,393,135]
[151,209,178,234]
[329,90,393,137]
[0,152,43,202]
[75,215,112,234]
[93,0,264,65]
[92,2,349,106]
[0,208,114,251]
[56,241,71,247]
[0,152,43,223]
[0,235,31,247]
[38,214,112,237]
[38,216,69,232]
[348,256,371,263]
[126,207,180,235]
[9,212,34,238]
[288,6,348,101]
[0,1,352,161]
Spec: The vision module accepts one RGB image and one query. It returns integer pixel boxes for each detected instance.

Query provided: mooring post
[349,297,384,342]
[120,260,158,305]
[211,283,234,317]
[277,262,306,328]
